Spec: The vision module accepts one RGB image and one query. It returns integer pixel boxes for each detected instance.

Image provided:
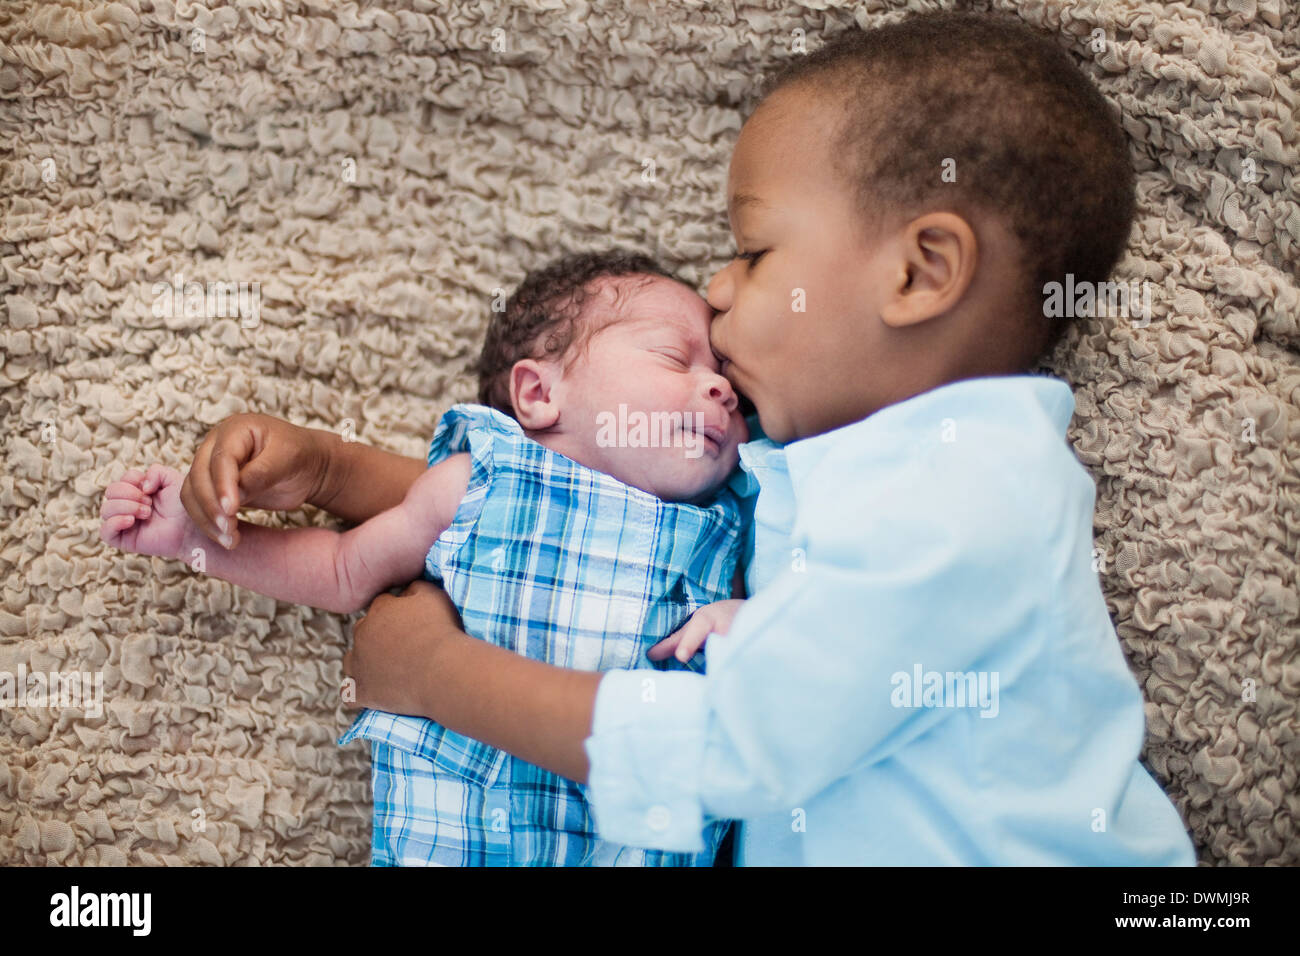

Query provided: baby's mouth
[681,420,726,457]
[696,424,726,448]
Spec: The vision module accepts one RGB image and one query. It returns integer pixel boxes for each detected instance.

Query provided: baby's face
[545,275,748,503]
[707,83,900,444]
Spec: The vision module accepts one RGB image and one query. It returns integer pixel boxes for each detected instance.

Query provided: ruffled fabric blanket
[1,0,1296,865]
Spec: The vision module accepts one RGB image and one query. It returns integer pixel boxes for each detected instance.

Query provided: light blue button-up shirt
[582,376,1196,865]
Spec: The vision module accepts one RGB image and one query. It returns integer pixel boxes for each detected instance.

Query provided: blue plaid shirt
[339,404,745,865]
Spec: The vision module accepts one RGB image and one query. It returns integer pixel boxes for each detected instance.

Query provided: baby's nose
[707,375,738,412]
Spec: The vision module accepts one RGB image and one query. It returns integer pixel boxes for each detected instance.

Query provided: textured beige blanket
[1,0,1296,866]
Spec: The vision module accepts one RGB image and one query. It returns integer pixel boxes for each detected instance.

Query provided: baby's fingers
[674,626,712,663]
[101,479,150,516]
[649,615,711,663]
[646,631,683,662]
[102,496,152,522]
[142,463,172,494]
[99,513,137,544]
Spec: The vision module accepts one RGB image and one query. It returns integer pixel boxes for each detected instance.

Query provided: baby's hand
[99,464,194,561]
[648,599,746,664]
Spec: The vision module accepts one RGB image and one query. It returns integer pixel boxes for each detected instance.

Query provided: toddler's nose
[705,266,733,313]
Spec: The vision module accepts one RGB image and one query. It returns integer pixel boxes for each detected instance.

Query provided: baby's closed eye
[651,347,690,367]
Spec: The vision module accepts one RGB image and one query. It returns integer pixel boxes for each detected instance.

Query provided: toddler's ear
[879,211,977,329]
[509,358,561,429]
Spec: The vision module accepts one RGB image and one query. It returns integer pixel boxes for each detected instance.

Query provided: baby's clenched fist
[100,464,195,562]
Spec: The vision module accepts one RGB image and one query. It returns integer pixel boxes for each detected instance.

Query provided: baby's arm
[328,453,471,612]
[198,453,469,614]
[647,599,745,663]
[105,455,470,615]
[648,556,748,663]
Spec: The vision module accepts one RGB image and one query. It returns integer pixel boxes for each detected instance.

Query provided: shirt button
[646,805,671,831]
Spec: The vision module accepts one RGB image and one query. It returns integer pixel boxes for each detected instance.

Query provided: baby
[100,249,749,866]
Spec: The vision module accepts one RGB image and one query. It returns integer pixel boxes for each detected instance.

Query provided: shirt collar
[741,375,1075,495]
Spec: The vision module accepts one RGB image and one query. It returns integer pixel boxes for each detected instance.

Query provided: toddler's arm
[181,413,429,551]
[102,455,470,615]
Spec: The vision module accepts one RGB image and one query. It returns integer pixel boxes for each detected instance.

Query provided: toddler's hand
[648,599,746,664]
[99,464,194,562]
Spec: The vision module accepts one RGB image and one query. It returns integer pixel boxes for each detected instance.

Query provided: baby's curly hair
[758,10,1136,356]
[477,249,683,416]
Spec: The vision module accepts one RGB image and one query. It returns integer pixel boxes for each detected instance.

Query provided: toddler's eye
[738,249,766,267]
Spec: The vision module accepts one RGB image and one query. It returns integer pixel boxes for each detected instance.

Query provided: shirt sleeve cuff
[582,669,709,853]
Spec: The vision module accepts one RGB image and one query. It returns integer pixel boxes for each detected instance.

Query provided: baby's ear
[509,359,560,429]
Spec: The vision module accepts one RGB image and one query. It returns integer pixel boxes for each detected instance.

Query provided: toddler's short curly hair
[759,10,1136,357]
[477,249,682,416]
